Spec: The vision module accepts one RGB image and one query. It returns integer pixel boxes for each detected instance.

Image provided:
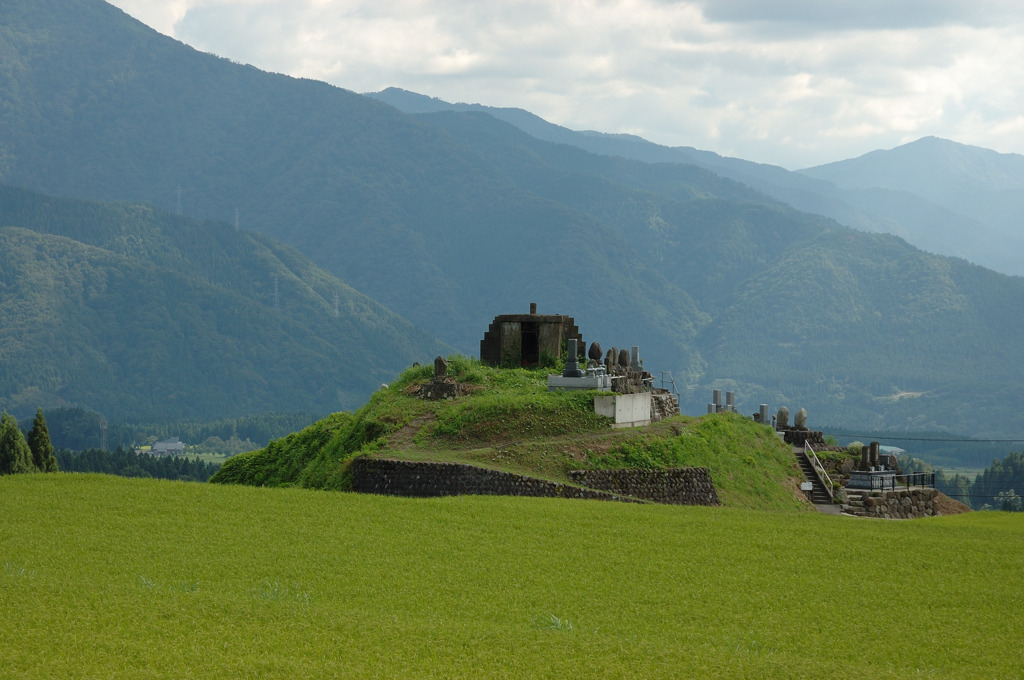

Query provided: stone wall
[349,458,720,506]
[842,488,941,519]
[568,468,719,506]
[783,429,825,447]
[350,458,641,502]
[650,390,680,422]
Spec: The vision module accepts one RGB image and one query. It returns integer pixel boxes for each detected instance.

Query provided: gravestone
[776,406,790,430]
[794,408,807,429]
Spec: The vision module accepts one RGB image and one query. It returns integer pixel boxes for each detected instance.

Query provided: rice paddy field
[2,473,1022,678]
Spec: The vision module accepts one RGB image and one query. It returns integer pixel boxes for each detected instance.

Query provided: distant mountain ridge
[800,137,1024,250]
[368,89,1024,277]
[2,0,1024,438]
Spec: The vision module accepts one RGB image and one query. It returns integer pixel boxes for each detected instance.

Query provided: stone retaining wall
[349,458,720,505]
[842,488,941,519]
[349,458,642,503]
[568,468,719,506]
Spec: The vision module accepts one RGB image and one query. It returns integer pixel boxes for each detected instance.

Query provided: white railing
[805,442,834,501]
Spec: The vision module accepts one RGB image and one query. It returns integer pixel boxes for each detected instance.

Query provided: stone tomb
[480,302,582,368]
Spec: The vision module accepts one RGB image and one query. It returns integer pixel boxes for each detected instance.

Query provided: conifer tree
[0,411,35,474]
[27,408,58,472]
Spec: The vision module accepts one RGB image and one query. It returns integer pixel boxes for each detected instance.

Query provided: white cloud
[107,0,1024,168]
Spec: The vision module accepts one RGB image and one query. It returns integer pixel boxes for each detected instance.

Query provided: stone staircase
[651,389,680,422]
[794,448,832,504]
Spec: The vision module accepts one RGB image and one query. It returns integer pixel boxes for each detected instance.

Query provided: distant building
[480,303,582,368]
[151,437,186,455]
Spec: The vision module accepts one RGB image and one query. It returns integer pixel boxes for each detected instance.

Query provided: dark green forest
[55,447,220,482]
[38,406,317,452]
[1,0,1024,444]
[901,451,1024,511]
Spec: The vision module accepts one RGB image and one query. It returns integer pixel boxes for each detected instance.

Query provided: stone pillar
[562,338,584,377]
[530,302,537,315]
[713,389,722,408]
[861,446,870,471]
[630,346,641,371]
[759,404,769,425]
[725,391,735,412]
[870,441,880,468]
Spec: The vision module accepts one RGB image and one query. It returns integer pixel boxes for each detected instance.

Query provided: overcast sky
[107,0,1024,169]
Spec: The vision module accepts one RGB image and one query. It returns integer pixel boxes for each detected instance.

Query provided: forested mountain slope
[2,0,1024,437]
[0,185,450,421]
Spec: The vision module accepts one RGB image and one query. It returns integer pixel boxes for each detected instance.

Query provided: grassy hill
[210,357,808,511]
[2,472,1021,678]
[0,185,451,421]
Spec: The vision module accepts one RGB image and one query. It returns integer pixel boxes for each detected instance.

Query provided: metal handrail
[659,371,679,396]
[897,472,936,490]
[805,442,834,501]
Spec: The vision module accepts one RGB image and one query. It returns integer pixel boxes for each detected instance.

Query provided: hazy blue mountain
[800,136,1024,248]
[369,89,1024,276]
[3,0,1024,438]
[0,184,451,422]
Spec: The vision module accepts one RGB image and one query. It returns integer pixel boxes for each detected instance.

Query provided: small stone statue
[776,406,789,430]
[794,408,807,430]
[588,342,603,363]
[618,348,630,368]
[433,355,447,381]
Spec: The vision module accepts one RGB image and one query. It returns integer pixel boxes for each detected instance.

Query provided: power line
[828,434,1024,444]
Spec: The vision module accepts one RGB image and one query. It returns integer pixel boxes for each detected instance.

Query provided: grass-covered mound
[2,473,1021,678]
[211,357,804,510]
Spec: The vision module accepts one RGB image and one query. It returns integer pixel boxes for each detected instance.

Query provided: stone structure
[348,457,720,506]
[417,355,463,400]
[651,389,680,422]
[794,408,807,429]
[776,406,790,430]
[568,468,719,506]
[350,458,641,502]
[775,405,824,447]
[480,303,582,368]
[708,390,737,414]
[841,488,942,519]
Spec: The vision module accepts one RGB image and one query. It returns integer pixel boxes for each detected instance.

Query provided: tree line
[55,447,220,483]
[0,409,59,474]
[900,451,1024,511]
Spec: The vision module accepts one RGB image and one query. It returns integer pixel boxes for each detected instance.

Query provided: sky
[106,0,1024,169]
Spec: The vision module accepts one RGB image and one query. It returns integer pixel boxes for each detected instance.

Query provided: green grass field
[2,473,1022,678]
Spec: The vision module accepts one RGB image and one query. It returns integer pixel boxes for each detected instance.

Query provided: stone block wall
[568,468,719,506]
[783,429,825,447]
[349,458,641,502]
[348,458,720,506]
[651,390,680,422]
[842,488,941,519]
